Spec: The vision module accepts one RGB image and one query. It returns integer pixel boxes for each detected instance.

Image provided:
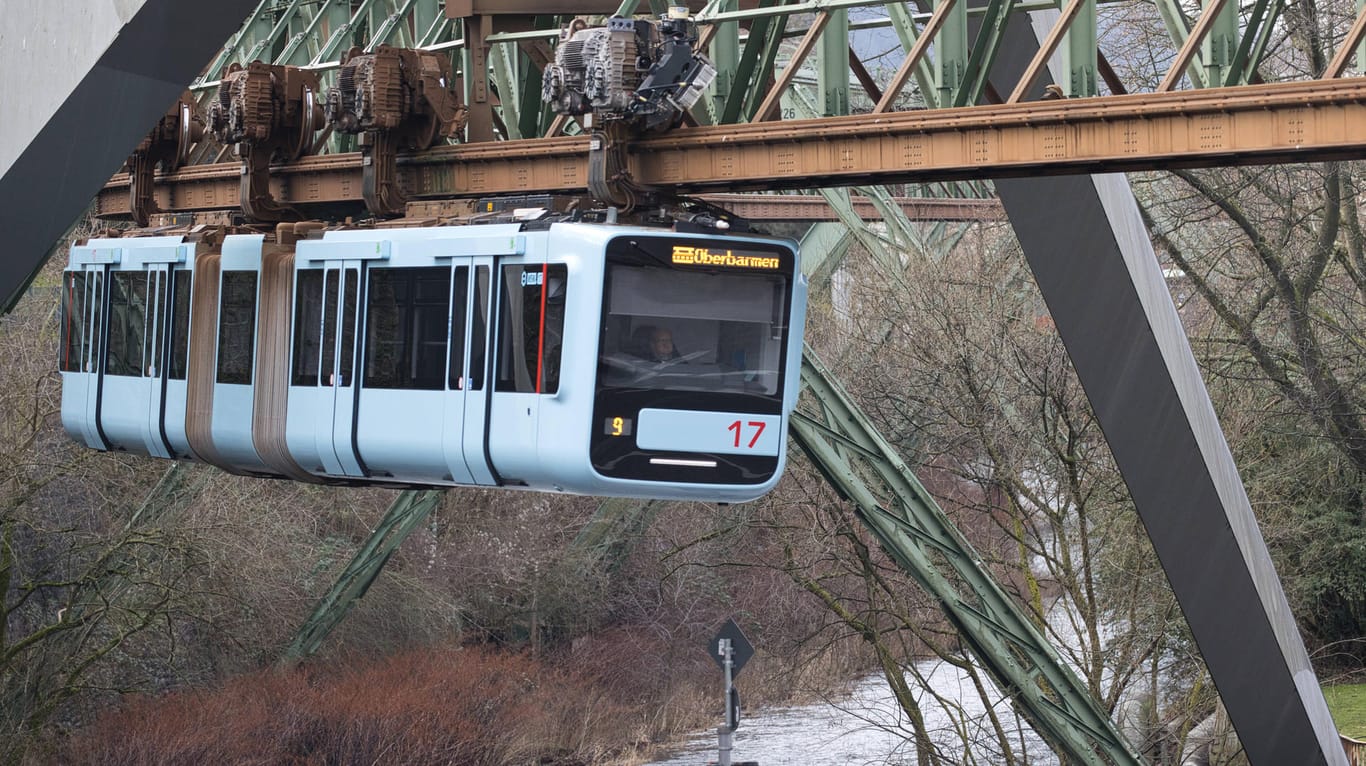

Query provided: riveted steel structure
[10,0,1366,763]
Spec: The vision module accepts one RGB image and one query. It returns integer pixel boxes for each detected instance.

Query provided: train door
[285,262,359,478]
[318,264,364,477]
[98,260,171,456]
[137,261,174,458]
[161,265,194,458]
[487,257,566,484]
[60,258,109,450]
[440,258,495,485]
[353,262,452,482]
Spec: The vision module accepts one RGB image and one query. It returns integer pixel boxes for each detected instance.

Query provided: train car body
[61,235,196,461]
[60,221,807,502]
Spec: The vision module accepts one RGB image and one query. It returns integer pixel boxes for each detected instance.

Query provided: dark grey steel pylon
[0,0,260,315]
[987,10,1346,766]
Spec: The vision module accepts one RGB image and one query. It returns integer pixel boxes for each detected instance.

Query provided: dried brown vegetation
[63,645,635,765]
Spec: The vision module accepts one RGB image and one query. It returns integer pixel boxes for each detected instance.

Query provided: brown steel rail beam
[697,194,1003,221]
[96,78,1366,218]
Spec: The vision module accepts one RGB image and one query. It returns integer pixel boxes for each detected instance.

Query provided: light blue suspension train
[60,220,807,502]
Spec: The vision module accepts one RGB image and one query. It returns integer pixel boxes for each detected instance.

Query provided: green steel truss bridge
[3,1,1363,763]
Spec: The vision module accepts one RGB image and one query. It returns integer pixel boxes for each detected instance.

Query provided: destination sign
[671,245,780,270]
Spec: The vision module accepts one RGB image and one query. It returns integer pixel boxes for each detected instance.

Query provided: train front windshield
[592,235,796,485]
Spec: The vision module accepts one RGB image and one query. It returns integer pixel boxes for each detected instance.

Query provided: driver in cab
[645,327,680,363]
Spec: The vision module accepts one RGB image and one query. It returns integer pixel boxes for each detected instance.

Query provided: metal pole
[717,637,734,766]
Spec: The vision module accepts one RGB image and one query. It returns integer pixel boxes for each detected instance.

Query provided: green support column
[491,41,522,139]
[413,0,440,48]
[1226,0,1282,84]
[818,9,849,116]
[1153,0,1209,87]
[740,10,788,121]
[953,0,1018,106]
[571,498,665,572]
[936,0,968,106]
[709,0,740,125]
[886,2,943,108]
[1202,0,1239,86]
[720,2,777,124]
[1063,0,1098,96]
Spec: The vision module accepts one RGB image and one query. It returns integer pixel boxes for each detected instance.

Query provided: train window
[144,272,164,377]
[319,271,339,384]
[60,272,87,373]
[469,265,489,391]
[168,271,191,380]
[338,270,358,386]
[89,273,103,375]
[216,271,258,385]
[292,270,324,385]
[448,267,469,389]
[597,263,787,397]
[363,266,450,390]
[496,264,567,395]
[106,271,149,377]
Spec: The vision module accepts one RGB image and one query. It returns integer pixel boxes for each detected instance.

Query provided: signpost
[711,618,756,766]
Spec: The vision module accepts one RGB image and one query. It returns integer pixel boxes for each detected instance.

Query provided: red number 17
[727,420,767,448]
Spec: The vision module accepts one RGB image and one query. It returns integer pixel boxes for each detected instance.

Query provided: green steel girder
[720,1,780,124]
[818,9,851,116]
[1152,0,1210,88]
[800,222,856,287]
[1227,0,1284,85]
[953,0,1017,106]
[283,489,445,662]
[710,1,742,125]
[196,1,276,86]
[790,348,1143,766]
[1202,0,1240,86]
[275,3,337,66]
[240,0,303,64]
[742,10,790,121]
[491,39,525,139]
[886,1,943,108]
[366,0,421,52]
[1361,0,1366,73]
[570,498,666,571]
[936,0,970,105]
[1064,0,1099,96]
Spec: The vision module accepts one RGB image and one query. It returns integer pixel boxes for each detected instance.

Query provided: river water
[646,659,1056,766]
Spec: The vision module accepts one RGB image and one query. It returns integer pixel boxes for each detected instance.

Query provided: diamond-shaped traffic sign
[710,618,754,676]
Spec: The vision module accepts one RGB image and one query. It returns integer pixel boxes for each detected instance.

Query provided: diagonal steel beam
[990,10,1346,764]
[283,489,445,662]
[0,0,260,315]
[791,348,1145,765]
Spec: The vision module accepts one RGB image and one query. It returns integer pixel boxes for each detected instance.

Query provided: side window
[216,271,258,385]
[320,270,339,385]
[88,273,103,374]
[468,266,489,391]
[292,270,324,385]
[448,267,469,389]
[168,270,192,380]
[338,269,358,386]
[363,266,450,390]
[496,264,567,394]
[60,272,87,373]
[106,271,149,377]
[144,271,165,377]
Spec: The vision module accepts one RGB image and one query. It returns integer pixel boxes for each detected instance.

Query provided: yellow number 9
[612,417,624,436]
